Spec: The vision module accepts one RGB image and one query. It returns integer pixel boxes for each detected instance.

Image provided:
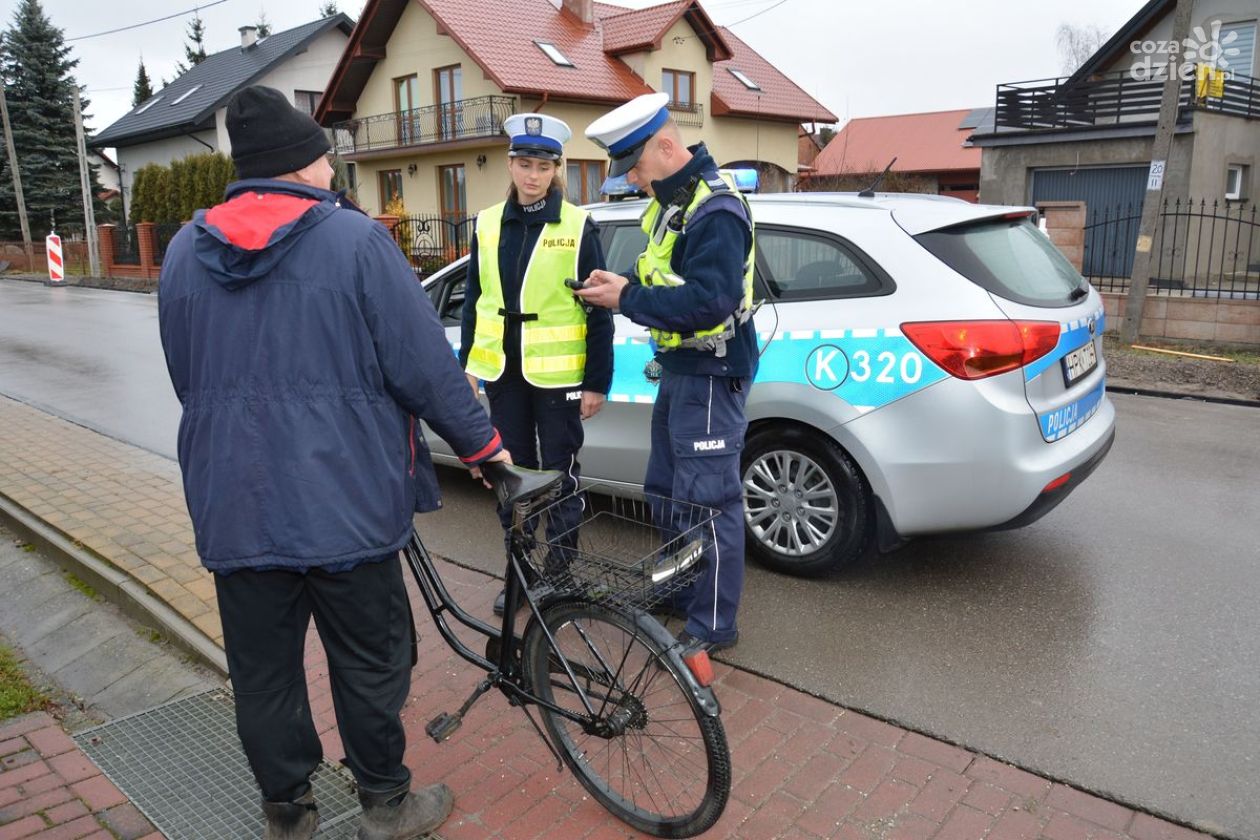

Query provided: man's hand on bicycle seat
[470,449,513,489]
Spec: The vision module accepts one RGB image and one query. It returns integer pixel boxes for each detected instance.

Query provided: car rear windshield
[914,218,1087,307]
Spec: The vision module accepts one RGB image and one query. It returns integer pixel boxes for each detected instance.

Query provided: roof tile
[711,27,837,122]
[92,15,352,148]
[812,109,981,175]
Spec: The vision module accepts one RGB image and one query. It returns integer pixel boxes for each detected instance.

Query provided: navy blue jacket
[618,144,759,379]
[159,179,502,573]
[460,190,613,392]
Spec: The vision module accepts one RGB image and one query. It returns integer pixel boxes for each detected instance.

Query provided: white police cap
[503,113,571,160]
[585,92,671,177]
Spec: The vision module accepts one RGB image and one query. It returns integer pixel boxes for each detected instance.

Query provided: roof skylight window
[135,96,163,114]
[171,85,202,105]
[728,68,760,91]
[536,41,574,67]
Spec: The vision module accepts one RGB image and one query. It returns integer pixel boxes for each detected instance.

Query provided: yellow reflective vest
[635,171,755,355]
[465,200,590,388]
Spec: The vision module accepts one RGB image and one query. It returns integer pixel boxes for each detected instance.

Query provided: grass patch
[63,571,99,601]
[0,642,48,722]
[1104,334,1260,365]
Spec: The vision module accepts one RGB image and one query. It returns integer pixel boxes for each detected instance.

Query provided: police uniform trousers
[215,555,413,803]
[485,373,585,553]
[645,369,749,644]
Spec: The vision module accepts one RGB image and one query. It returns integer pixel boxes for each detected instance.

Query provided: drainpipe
[532,92,549,113]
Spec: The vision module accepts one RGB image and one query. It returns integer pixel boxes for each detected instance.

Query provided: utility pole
[1122,0,1194,344]
[0,85,35,271]
[71,86,100,277]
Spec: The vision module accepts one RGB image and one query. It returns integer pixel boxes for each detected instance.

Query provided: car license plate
[1061,340,1098,386]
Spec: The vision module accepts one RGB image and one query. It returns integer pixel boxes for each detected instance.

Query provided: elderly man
[158,85,509,840]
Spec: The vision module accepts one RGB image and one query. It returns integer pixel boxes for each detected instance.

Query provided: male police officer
[576,93,757,653]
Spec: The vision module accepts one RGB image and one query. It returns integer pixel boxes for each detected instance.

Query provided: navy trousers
[215,555,413,802]
[645,369,749,644]
[485,373,585,548]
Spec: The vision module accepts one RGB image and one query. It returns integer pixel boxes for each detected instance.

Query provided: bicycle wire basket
[513,483,718,611]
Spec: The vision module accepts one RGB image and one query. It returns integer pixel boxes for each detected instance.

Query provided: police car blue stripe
[1038,380,1106,441]
[595,329,950,410]
[1024,309,1105,383]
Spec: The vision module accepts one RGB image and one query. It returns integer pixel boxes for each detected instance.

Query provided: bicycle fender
[631,611,723,719]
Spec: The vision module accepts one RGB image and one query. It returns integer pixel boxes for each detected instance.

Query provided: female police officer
[460,113,613,615]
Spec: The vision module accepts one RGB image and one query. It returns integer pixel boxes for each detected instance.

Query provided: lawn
[0,641,48,722]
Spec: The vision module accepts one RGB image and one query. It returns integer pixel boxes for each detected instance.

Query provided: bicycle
[403,460,731,838]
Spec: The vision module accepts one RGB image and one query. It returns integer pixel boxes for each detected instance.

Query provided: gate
[389,214,473,277]
[1083,199,1260,297]
[1032,166,1148,278]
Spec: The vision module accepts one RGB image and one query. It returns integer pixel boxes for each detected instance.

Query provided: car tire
[741,426,871,577]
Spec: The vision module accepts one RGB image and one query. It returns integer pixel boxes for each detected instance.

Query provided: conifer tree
[185,13,208,65]
[0,0,104,238]
[132,58,154,106]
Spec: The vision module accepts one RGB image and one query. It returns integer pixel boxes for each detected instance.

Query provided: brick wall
[1101,293,1260,345]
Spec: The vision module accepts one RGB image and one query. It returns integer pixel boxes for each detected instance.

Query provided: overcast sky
[21,0,1145,135]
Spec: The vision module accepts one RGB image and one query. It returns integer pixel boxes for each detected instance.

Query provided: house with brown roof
[803,109,984,203]
[315,0,835,226]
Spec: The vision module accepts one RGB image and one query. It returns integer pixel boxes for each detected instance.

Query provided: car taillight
[901,320,1060,380]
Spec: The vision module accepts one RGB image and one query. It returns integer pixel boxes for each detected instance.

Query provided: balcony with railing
[667,101,705,129]
[993,70,1260,132]
[331,95,517,156]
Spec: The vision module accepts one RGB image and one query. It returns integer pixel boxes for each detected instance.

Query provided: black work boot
[262,789,318,840]
[357,780,453,840]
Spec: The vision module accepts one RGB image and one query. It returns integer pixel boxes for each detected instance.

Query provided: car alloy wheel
[744,450,839,557]
[741,426,870,576]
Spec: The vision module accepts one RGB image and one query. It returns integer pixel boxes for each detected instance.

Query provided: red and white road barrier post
[45,231,64,285]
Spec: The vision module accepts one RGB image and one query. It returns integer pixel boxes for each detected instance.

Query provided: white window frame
[535,41,574,67]
[1225,164,1245,200]
[171,85,202,105]
[728,68,760,91]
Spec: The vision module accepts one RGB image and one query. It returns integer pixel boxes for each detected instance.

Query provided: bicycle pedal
[426,712,462,743]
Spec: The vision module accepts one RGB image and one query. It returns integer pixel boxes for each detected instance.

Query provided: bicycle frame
[402,501,628,728]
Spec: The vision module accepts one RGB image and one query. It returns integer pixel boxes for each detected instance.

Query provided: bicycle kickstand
[426,677,494,743]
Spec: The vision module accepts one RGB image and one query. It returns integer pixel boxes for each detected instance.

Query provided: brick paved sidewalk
[0,712,160,839]
[0,395,1219,840]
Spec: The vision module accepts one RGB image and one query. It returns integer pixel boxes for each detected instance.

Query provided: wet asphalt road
[2,279,1258,838]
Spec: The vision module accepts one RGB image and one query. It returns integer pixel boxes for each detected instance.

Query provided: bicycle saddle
[481,460,565,508]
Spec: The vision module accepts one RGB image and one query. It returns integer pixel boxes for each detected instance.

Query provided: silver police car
[424,192,1115,576]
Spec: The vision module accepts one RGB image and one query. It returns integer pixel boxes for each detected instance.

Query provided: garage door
[1031,166,1148,278]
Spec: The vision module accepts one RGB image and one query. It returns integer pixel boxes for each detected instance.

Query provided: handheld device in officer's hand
[565,277,593,313]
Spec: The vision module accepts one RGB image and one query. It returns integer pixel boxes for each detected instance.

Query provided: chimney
[560,0,593,25]
[239,25,259,49]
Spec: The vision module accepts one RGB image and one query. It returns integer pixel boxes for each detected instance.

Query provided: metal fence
[111,226,141,265]
[387,214,474,277]
[331,96,517,155]
[996,71,1260,131]
[1084,199,1260,298]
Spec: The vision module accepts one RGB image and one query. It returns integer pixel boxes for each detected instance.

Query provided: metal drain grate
[74,689,363,839]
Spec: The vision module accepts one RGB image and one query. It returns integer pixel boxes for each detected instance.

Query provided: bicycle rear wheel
[523,602,730,838]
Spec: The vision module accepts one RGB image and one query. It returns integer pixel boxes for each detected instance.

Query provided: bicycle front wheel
[523,602,730,838]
